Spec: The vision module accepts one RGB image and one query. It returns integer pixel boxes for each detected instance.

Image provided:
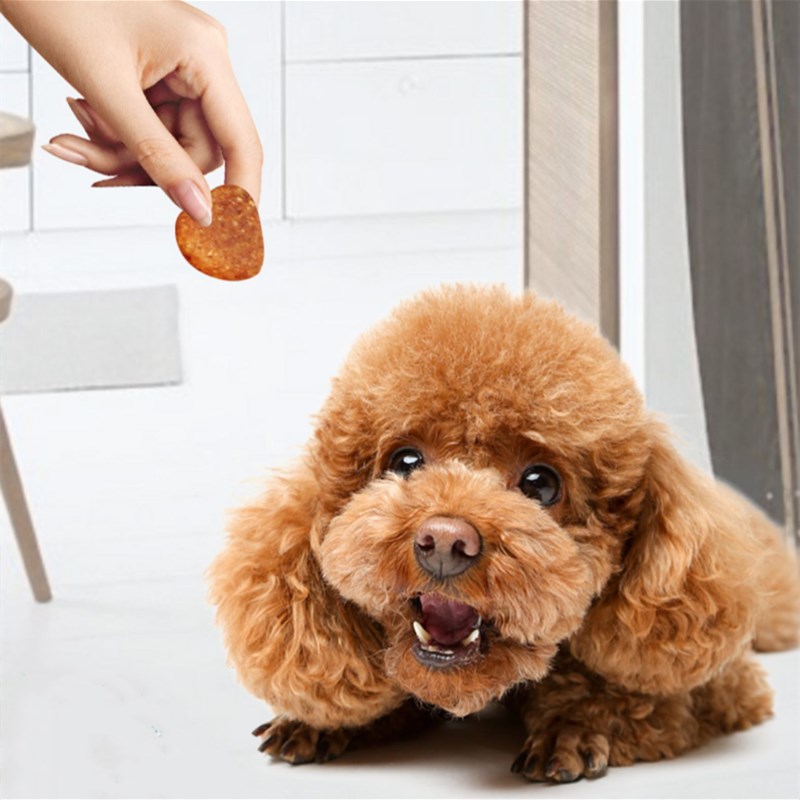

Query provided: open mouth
[410,593,484,669]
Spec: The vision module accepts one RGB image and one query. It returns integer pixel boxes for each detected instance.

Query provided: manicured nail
[168,179,212,227]
[42,142,89,166]
[66,97,95,133]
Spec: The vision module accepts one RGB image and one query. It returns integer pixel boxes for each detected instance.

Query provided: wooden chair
[1,111,52,602]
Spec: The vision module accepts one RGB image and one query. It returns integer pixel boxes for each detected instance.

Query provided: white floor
[1,222,799,799]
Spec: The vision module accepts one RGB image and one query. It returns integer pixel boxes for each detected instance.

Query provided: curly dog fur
[208,285,800,781]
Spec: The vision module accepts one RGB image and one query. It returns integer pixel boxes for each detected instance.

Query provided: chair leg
[0,403,52,602]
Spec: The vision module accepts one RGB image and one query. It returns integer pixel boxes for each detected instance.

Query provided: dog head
[213,284,760,723]
[309,285,669,715]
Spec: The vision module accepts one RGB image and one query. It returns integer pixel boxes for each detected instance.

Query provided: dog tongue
[419,594,479,646]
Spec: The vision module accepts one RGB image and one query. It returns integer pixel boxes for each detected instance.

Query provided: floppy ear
[570,426,760,695]
[207,459,405,729]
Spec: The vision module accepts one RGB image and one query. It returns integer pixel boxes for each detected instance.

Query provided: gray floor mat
[0,285,182,394]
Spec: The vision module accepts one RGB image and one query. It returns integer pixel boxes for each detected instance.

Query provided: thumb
[87,82,213,226]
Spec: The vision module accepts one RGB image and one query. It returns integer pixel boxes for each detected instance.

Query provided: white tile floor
[2,232,799,799]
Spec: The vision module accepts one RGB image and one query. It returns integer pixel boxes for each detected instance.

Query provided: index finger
[199,62,263,205]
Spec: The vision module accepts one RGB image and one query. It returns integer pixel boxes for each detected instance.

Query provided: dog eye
[518,464,561,506]
[387,447,425,477]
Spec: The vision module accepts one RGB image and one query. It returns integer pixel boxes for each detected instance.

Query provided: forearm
[1,2,156,100]
[1,0,261,208]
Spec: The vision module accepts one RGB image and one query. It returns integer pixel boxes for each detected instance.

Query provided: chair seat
[0,111,35,169]
[0,278,12,324]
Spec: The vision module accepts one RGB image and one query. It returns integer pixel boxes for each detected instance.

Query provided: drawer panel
[286,56,522,217]
[286,0,521,62]
[0,17,28,72]
[0,73,31,233]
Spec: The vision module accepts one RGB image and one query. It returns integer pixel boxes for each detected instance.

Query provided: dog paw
[511,724,610,783]
[252,717,352,764]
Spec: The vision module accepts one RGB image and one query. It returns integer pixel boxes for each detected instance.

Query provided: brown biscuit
[175,185,263,281]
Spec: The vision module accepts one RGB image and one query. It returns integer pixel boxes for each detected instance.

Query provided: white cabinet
[0,74,31,233]
[286,57,522,217]
[30,1,281,230]
[6,1,520,233]
[0,17,31,234]
[0,16,28,72]
[285,0,521,61]
[284,0,522,218]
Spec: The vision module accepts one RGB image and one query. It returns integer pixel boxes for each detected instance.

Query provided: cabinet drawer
[286,0,521,61]
[0,17,28,72]
[31,2,281,230]
[285,57,522,218]
[196,1,282,221]
[0,74,31,233]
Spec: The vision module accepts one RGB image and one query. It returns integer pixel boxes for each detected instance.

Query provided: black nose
[414,516,482,578]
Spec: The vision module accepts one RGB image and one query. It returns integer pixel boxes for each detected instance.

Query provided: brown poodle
[208,285,800,782]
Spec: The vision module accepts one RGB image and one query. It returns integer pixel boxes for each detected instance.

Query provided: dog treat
[175,185,263,281]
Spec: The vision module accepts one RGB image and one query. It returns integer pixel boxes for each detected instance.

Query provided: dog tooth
[413,621,433,644]
[422,644,454,655]
[461,629,480,646]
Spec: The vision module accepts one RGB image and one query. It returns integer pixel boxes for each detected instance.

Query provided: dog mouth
[409,593,484,669]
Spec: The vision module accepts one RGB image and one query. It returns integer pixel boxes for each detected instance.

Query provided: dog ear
[570,425,760,695]
[207,459,404,729]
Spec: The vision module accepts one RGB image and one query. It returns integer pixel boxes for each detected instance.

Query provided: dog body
[209,286,800,781]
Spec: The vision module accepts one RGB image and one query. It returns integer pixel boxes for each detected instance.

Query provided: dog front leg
[510,651,773,783]
[253,699,441,764]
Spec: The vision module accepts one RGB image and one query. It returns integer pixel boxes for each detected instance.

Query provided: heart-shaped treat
[175,185,263,281]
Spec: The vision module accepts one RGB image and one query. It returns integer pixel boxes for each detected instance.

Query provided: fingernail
[168,179,212,227]
[66,97,95,133]
[42,142,89,167]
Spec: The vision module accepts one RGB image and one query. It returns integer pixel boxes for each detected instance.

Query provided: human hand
[0,0,263,225]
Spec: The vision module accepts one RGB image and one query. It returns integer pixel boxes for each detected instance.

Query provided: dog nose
[414,516,482,578]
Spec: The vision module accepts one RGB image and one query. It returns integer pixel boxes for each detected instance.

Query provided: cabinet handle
[397,76,419,96]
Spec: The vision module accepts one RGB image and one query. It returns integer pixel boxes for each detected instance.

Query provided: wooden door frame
[523,0,619,347]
